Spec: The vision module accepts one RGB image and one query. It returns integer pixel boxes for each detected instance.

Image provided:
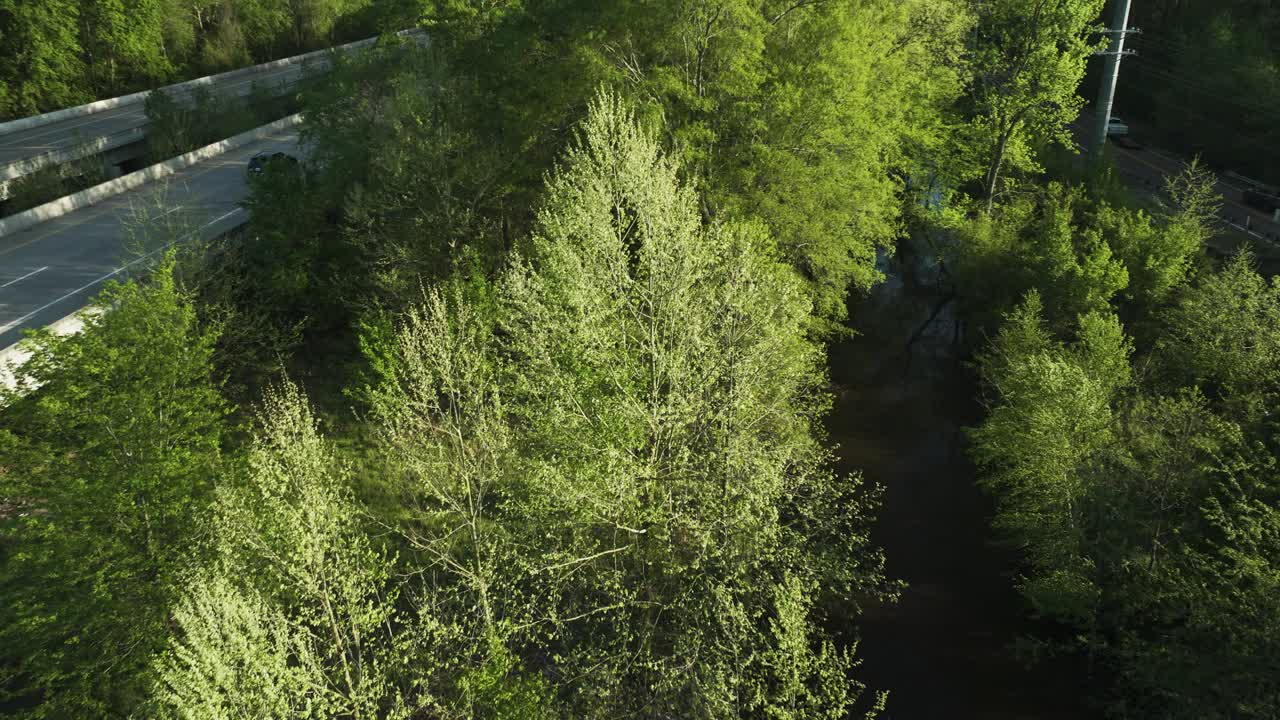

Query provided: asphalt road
[1071,112,1280,260]
[0,126,299,352]
[0,59,314,180]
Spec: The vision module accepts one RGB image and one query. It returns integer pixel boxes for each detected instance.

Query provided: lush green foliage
[6,0,1279,717]
[0,259,227,717]
[0,0,85,116]
[154,380,426,718]
[936,161,1219,342]
[962,0,1105,205]
[49,87,893,718]
[0,0,405,119]
[971,253,1280,717]
[299,41,508,309]
[366,90,893,715]
[437,0,971,329]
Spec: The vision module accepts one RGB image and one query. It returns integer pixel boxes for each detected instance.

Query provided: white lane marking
[0,208,244,335]
[1,266,48,288]
[146,205,185,222]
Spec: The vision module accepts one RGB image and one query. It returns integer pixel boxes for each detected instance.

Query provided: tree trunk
[984,125,1012,212]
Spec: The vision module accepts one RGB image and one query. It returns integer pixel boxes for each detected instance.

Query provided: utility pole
[1091,0,1137,165]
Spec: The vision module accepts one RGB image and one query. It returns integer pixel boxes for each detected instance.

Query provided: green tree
[496,90,889,714]
[712,0,971,326]
[970,254,1280,717]
[1099,159,1218,312]
[446,0,971,329]
[951,182,1128,336]
[154,380,436,718]
[79,0,174,95]
[297,41,508,312]
[966,0,1104,207]
[0,0,86,117]
[1112,445,1280,719]
[971,293,1131,623]
[363,279,554,716]
[196,0,256,70]
[1028,185,1129,325]
[363,91,894,716]
[1155,251,1280,426]
[0,259,227,717]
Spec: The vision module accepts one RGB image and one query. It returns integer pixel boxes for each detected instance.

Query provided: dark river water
[829,251,1096,719]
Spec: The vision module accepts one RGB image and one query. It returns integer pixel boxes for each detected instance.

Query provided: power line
[1132,34,1269,74]
[1083,15,1280,181]
[1107,69,1280,167]
[1124,62,1280,121]
[1132,25,1275,56]
[1123,40,1231,73]
[1106,60,1280,149]
[1123,57,1280,119]
[1115,109,1280,160]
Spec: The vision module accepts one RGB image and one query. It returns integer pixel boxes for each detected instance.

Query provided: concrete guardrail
[0,114,302,240]
[0,29,423,137]
[0,307,101,394]
[0,127,148,184]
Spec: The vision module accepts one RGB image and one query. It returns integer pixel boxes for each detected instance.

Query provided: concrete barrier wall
[0,114,302,239]
[0,308,100,394]
[0,29,423,137]
[0,127,148,184]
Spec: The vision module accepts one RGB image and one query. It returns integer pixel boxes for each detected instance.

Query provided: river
[831,249,1095,719]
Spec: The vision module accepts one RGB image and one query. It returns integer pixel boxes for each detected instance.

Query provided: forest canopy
[2,0,1279,718]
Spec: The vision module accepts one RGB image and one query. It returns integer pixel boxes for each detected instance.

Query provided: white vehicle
[1106,116,1129,136]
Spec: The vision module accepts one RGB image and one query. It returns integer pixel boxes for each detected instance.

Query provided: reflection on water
[831,249,1093,719]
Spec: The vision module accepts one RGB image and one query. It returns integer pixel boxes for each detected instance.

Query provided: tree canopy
[4,0,1278,717]
[0,258,226,717]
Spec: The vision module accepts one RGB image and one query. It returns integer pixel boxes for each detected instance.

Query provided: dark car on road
[247,151,298,177]
[1110,135,1143,150]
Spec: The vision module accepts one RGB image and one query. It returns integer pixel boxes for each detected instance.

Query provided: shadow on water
[831,250,1094,719]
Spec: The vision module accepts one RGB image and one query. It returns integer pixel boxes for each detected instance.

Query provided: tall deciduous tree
[154,380,432,719]
[1155,251,1280,426]
[1113,443,1280,720]
[970,254,1280,717]
[1098,159,1219,314]
[79,0,175,95]
[971,292,1131,623]
[366,91,895,716]
[500,90,890,714]
[363,279,555,716]
[0,258,226,717]
[951,182,1129,336]
[966,0,1104,208]
[0,0,86,116]
[298,42,508,312]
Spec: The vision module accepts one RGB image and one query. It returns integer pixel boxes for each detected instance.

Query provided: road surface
[1071,112,1280,262]
[0,61,314,184]
[0,126,299,352]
